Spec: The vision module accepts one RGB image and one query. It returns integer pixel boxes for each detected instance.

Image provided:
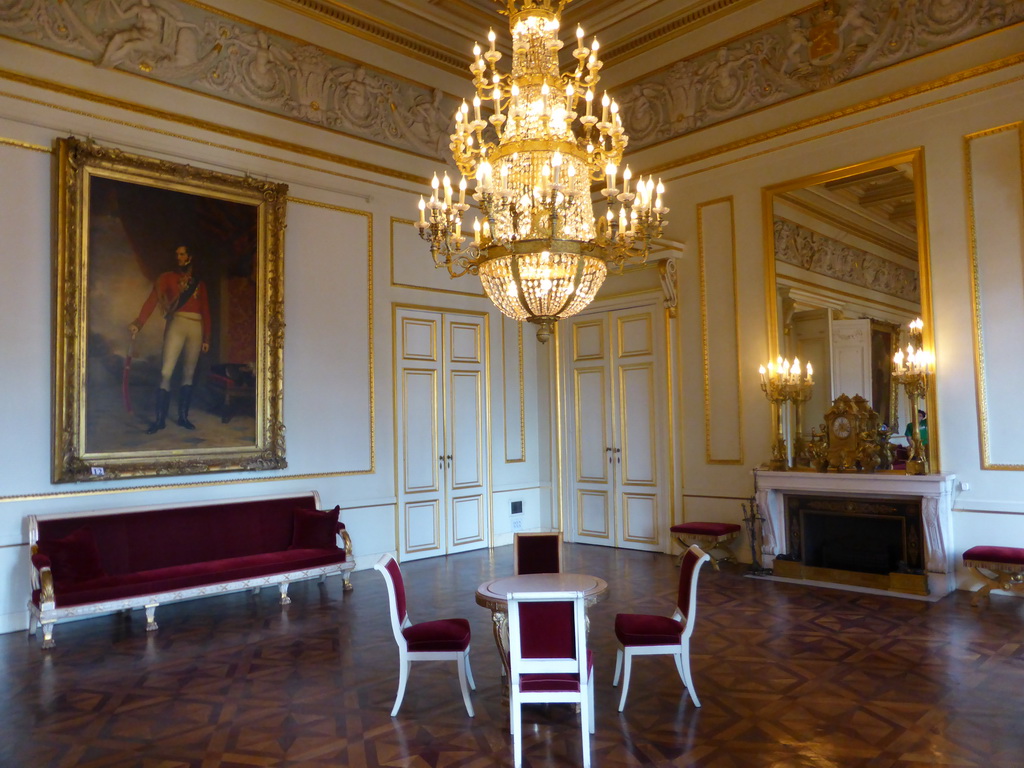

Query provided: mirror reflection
[767,151,931,469]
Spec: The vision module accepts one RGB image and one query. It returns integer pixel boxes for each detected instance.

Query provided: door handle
[439,455,445,469]
[606,446,613,464]
[446,454,452,468]
[614,447,621,464]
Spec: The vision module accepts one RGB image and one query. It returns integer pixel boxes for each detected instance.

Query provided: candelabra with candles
[758,357,814,471]
[414,0,669,343]
[893,318,932,475]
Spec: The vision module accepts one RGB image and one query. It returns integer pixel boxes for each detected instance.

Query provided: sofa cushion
[37,527,106,585]
[44,548,347,608]
[290,506,341,550]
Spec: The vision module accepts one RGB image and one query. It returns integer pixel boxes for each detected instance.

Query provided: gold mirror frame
[53,137,287,482]
[761,148,939,472]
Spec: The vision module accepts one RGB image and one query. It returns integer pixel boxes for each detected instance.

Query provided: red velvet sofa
[28,492,353,649]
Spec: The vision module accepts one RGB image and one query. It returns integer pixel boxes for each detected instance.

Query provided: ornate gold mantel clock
[822,394,880,471]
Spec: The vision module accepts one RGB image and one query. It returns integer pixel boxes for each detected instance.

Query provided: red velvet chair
[507,589,594,768]
[612,545,710,711]
[374,553,475,717]
[513,531,563,575]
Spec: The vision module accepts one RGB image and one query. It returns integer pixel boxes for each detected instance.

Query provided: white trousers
[160,312,202,390]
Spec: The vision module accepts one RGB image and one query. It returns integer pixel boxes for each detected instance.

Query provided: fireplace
[754,471,957,597]
[774,495,927,593]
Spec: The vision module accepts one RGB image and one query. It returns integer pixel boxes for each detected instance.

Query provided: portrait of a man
[53,137,286,482]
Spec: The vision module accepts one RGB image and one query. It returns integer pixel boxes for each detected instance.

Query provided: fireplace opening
[783,495,925,577]
[803,512,904,574]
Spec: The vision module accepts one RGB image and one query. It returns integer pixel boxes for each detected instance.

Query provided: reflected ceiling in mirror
[763,148,937,471]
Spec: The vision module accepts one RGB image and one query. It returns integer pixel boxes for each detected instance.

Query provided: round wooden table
[476,572,608,684]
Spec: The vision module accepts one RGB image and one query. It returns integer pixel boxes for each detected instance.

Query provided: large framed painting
[53,137,288,482]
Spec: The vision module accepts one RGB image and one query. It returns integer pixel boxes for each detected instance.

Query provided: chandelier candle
[758,357,814,471]
[415,0,669,342]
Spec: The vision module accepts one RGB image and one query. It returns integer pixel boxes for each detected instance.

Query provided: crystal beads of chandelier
[415,0,669,342]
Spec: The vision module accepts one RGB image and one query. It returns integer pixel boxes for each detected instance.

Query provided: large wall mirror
[762,148,938,471]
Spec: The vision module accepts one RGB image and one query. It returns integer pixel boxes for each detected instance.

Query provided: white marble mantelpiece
[754,470,957,595]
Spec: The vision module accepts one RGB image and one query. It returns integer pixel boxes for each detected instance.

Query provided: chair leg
[457,653,475,717]
[588,672,595,734]
[391,658,410,717]
[612,647,623,686]
[512,696,523,767]
[465,649,477,690]
[580,681,592,768]
[617,649,633,712]
[677,643,700,708]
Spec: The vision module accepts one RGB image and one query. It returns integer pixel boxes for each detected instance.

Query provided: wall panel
[698,197,744,464]
[967,124,1024,469]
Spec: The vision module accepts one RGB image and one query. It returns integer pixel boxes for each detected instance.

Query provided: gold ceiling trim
[0,136,48,152]
[601,0,760,66]
[656,53,1024,183]
[263,0,467,75]
[0,67,430,187]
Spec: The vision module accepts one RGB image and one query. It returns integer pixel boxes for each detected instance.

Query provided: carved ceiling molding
[615,0,1024,150]
[0,0,460,161]
[774,217,919,303]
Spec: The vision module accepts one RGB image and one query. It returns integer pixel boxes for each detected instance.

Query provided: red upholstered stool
[671,522,742,571]
[963,545,1024,607]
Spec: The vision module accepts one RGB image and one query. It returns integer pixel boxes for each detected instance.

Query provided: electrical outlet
[512,518,523,531]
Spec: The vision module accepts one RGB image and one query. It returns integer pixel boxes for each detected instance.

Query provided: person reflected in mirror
[905,409,928,446]
[129,245,210,433]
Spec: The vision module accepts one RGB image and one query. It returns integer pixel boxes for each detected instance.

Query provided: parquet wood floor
[2,544,1022,767]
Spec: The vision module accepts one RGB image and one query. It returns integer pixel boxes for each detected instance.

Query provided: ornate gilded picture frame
[53,137,287,482]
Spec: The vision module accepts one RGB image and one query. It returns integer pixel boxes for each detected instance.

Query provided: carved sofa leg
[145,603,159,631]
[279,582,291,605]
[41,621,55,650]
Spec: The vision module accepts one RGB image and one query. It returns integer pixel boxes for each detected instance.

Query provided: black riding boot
[146,388,170,434]
[177,384,196,429]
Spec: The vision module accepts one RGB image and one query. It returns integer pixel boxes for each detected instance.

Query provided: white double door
[562,302,669,552]
[395,308,489,561]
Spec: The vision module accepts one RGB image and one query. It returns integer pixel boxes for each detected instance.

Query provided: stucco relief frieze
[618,0,1024,148]
[0,0,457,159]
[774,217,919,302]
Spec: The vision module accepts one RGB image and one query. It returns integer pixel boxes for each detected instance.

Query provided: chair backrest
[507,590,587,686]
[674,545,710,638]
[374,553,410,643]
[513,532,563,575]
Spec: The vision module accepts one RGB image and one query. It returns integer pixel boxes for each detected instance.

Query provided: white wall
[0,32,551,634]
[654,61,1024,589]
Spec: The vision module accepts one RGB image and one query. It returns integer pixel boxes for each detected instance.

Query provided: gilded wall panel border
[291,197,375,475]
[502,318,526,464]
[965,121,1024,470]
[698,196,744,465]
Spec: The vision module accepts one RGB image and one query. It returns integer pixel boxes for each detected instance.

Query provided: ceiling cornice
[263,0,469,75]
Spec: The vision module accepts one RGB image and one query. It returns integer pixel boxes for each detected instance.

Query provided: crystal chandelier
[415,0,668,342]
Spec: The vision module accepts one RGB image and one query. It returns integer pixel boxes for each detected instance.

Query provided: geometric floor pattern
[2,543,1023,767]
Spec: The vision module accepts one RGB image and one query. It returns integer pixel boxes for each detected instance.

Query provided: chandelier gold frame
[416,0,668,342]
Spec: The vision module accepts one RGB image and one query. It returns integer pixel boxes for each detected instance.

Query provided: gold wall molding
[0,0,459,160]
[965,121,1024,470]
[291,197,376,475]
[502,318,527,464]
[698,196,744,465]
[615,1,1024,150]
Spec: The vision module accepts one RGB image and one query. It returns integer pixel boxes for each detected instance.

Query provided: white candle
[601,92,610,123]
[458,176,466,206]
[585,89,593,117]
[418,196,425,225]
